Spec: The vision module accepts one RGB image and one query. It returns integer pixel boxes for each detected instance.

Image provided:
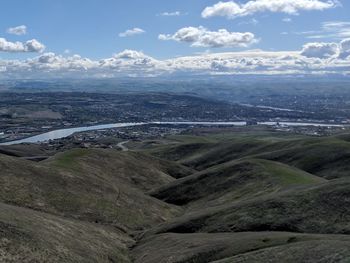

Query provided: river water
[0,121,346,145]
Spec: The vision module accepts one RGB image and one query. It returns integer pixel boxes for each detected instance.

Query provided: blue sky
[0,0,349,78]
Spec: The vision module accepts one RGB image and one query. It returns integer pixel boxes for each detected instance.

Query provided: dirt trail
[117,141,129,151]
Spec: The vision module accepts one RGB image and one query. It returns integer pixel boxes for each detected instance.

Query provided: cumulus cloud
[114,49,149,59]
[0,38,45,53]
[25,39,46,52]
[25,52,96,72]
[2,39,350,79]
[202,0,339,19]
[301,42,339,58]
[159,26,258,48]
[97,49,162,77]
[299,39,350,59]
[339,38,350,59]
[7,25,27,35]
[0,38,25,52]
[119,28,145,37]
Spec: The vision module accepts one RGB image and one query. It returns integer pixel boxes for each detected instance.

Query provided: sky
[0,0,350,78]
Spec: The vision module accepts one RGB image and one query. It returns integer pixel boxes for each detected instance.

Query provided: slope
[0,202,132,263]
[0,149,184,230]
[153,179,350,235]
[150,158,325,209]
[132,232,350,263]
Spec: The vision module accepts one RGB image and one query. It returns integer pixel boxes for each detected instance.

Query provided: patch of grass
[254,159,325,186]
[258,138,350,179]
[132,232,350,263]
[51,148,90,169]
[0,202,132,263]
[150,157,325,209]
[154,179,350,236]
[0,149,183,230]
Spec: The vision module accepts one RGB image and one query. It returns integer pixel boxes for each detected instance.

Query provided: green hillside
[0,149,183,230]
[2,130,350,262]
[154,179,350,235]
[151,158,325,208]
[0,202,132,263]
[133,232,350,263]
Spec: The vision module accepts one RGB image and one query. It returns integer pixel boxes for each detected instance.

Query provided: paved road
[117,141,129,151]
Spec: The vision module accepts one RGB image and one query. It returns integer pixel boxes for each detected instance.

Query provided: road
[117,141,129,151]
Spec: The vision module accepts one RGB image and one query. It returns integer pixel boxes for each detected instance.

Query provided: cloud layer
[1,38,349,79]
[202,0,339,19]
[0,38,45,53]
[159,26,258,48]
[7,25,27,35]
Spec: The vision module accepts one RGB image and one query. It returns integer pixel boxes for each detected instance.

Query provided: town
[1,91,349,144]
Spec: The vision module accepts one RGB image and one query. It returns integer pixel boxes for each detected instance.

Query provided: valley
[1,90,348,144]
[1,126,350,262]
[2,0,350,262]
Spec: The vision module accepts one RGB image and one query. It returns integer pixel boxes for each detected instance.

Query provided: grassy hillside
[153,179,350,235]
[148,134,350,180]
[2,129,350,262]
[258,138,350,179]
[0,149,183,230]
[147,135,311,170]
[133,232,350,263]
[150,158,325,208]
[213,240,350,263]
[0,202,132,263]
[0,143,48,158]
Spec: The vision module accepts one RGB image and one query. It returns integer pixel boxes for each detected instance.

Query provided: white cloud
[7,25,27,35]
[0,38,25,52]
[291,21,350,40]
[26,52,96,71]
[159,11,183,16]
[301,42,339,58]
[159,26,258,48]
[300,39,350,59]
[113,49,148,59]
[0,38,45,53]
[322,21,350,31]
[119,28,145,37]
[98,49,162,77]
[25,39,46,52]
[321,21,350,39]
[2,39,350,79]
[283,18,292,23]
[202,0,339,19]
[339,38,350,59]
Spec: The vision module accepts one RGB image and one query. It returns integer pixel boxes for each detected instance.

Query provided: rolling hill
[1,129,350,262]
[150,158,325,208]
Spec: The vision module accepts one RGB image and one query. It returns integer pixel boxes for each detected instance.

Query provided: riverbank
[1,121,348,145]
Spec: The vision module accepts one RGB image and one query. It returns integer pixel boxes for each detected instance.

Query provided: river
[0,121,346,145]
